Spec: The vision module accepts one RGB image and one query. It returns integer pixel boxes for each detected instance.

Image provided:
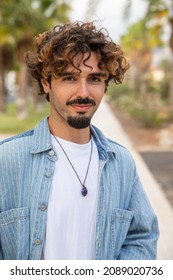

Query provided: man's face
[42,52,106,129]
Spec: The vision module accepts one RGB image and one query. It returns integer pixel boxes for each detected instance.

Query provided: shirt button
[34,239,41,246]
[48,150,55,156]
[39,204,47,211]
[44,171,52,177]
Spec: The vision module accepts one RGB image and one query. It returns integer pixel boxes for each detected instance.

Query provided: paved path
[92,98,173,260]
[1,98,173,259]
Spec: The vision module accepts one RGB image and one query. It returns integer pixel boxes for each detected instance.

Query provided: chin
[67,116,91,129]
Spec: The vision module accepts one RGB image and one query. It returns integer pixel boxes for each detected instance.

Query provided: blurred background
[0,0,172,126]
[0,0,173,258]
[0,0,172,129]
[1,0,173,203]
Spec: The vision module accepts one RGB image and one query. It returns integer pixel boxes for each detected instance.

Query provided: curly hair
[25,21,129,101]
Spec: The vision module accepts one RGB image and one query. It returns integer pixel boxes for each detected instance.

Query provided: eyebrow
[58,71,107,78]
[90,72,106,77]
[57,72,79,77]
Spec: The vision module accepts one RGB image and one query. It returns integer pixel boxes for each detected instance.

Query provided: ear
[41,79,50,94]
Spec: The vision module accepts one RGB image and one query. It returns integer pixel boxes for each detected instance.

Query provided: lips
[71,104,92,112]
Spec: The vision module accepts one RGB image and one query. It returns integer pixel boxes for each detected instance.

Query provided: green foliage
[107,81,132,100]
[118,0,173,127]
[153,58,172,100]
[121,18,164,54]
[107,82,168,128]
[143,62,171,102]
[0,0,71,44]
[0,0,72,115]
[0,103,50,134]
[128,99,165,128]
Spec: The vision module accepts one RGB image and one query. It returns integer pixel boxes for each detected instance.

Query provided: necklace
[52,134,93,197]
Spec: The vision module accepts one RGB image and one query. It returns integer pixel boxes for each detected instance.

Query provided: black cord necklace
[52,134,93,197]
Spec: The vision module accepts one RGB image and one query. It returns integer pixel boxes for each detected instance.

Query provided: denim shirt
[0,117,159,260]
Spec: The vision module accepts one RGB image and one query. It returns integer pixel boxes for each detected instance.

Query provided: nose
[78,79,90,98]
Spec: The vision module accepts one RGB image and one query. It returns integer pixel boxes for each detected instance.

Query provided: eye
[89,75,103,83]
[63,75,76,81]
[91,77,100,82]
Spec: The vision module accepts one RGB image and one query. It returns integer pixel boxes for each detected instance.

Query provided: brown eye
[92,77,99,82]
[89,76,103,83]
[63,76,75,81]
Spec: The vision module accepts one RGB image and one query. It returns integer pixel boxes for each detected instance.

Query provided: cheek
[49,89,68,109]
[94,85,105,100]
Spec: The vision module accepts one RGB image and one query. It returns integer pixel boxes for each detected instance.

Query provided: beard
[67,114,92,129]
[66,97,96,129]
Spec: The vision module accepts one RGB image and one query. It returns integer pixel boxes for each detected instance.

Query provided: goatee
[67,115,91,129]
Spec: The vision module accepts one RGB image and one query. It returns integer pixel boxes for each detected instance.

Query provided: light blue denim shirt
[0,117,159,260]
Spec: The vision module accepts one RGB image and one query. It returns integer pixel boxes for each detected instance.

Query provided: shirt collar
[30,117,116,159]
[31,117,53,154]
[91,125,116,160]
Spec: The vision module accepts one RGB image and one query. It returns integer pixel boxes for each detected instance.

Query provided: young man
[0,22,159,260]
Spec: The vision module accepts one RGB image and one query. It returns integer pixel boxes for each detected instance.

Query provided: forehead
[67,52,101,72]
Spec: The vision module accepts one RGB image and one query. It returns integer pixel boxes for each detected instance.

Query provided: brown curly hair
[25,21,129,101]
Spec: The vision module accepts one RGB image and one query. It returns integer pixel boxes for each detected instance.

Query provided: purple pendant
[81,186,88,196]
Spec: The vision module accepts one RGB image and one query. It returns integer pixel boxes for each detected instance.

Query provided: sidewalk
[92,98,173,260]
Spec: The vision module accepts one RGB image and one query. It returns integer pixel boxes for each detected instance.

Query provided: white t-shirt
[43,135,99,260]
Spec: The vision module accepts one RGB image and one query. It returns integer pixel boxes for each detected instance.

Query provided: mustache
[66,98,96,106]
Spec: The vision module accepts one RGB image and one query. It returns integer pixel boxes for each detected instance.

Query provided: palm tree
[0,12,15,113]
[121,18,163,98]
[0,46,7,113]
[0,45,11,114]
[0,0,71,117]
[124,0,173,104]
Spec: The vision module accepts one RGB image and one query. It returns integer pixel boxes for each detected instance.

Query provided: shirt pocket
[111,208,134,258]
[0,207,30,259]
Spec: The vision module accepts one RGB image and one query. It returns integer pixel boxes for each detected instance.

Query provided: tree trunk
[169,19,173,106]
[16,62,28,119]
[16,37,32,120]
[128,64,138,91]
[0,47,7,114]
[139,79,148,100]
[168,56,173,106]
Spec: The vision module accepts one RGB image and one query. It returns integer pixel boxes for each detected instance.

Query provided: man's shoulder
[0,129,34,148]
[107,137,128,150]
[0,117,48,149]
[107,137,134,161]
[92,125,131,154]
[92,125,135,165]
[0,131,35,165]
[0,130,34,171]
[0,117,51,159]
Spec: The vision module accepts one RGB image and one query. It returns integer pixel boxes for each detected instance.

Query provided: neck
[48,117,91,144]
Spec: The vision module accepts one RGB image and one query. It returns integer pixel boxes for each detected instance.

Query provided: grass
[0,103,50,134]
